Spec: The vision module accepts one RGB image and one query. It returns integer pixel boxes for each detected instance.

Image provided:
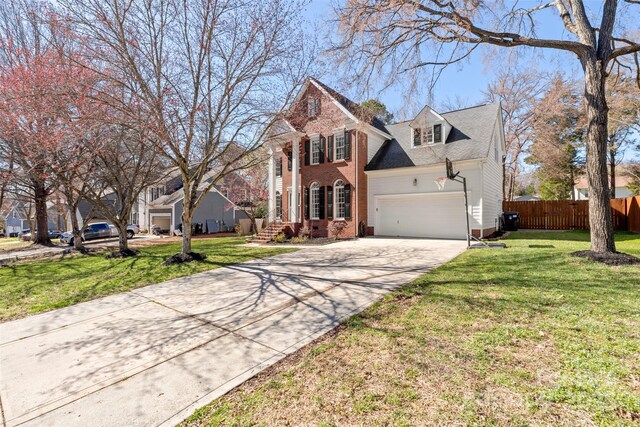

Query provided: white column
[291,140,299,223]
[268,145,276,222]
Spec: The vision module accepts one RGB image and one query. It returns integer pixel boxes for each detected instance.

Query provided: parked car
[18,229,31,241]
[16,229,61,241]
[61,222,139,245]
[109,224,140,239]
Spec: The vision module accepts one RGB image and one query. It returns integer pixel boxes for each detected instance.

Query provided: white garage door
[375,194,467,239]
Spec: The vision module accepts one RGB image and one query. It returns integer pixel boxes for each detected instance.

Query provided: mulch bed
[106,249,140,258]
[572,250,640,266]
[163,252,207,265]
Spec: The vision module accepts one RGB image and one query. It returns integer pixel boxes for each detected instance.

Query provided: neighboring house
[1,201,70,236]
[265,78,505,240]
[132,169,249,235]
[573,175,632,200]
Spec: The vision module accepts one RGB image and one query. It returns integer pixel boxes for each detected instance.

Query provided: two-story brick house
[265,78,505,240]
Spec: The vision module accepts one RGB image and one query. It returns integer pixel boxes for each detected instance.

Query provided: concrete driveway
[0,238,466,427]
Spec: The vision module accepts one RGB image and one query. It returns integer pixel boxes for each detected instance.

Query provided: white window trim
[334,132,346,161]
[311,137,320,165]
[334,180,345,220]
[310,183,320,220]
[412,123,444,148]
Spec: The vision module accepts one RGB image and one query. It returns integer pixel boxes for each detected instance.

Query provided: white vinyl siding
[482,133,503,233]
[367,163,484,237]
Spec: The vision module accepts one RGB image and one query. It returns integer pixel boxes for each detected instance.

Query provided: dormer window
[413,123,443,147]
[308,98,320,117]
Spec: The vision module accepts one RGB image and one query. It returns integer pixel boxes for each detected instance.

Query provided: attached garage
[150,214,171,233]
[374,193,467,239]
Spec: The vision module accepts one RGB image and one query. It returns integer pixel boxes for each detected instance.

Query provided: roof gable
[283,77,391,138]
[365,103,502,171]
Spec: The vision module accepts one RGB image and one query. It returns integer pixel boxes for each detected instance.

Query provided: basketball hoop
[434,177,448,191]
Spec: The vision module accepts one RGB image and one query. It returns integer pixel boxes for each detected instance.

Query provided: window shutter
[344,130,351,160]
[304,140,310,165]
[434,124,442,143]
[276,158,282,177]
[287,151,292,171]
[319,186,325,219]
[344,184,351,219]
[304,187,309,219]
[327,136,334,162]
[319,136,325,164]
[327,186,333,219]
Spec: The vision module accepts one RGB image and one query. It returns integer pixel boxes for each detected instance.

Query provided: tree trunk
[32,179,51,245]
[117,222,129,253]
[609,136,616,199]
[69,204,84,251]
[584,60,615,253]
[181,208,192,254]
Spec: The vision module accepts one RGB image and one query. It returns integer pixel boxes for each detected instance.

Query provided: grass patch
[0,237,294,321]
[0,237,30,252]
[182,231,640,426]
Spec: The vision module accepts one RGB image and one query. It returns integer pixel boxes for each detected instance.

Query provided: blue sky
[302,0,639,162]
[302,0,580,115]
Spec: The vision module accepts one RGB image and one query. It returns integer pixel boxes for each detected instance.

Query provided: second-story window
[335,133,345,160]
[311,137,320,165]
[275,157,282,177]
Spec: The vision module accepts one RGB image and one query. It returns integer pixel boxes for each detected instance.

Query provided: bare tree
[59,0,315,261]
[81,120,164,256]
[334,0,640,253]
[484,68,548,201]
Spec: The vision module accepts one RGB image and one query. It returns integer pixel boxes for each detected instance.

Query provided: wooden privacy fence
[503,196,640,232]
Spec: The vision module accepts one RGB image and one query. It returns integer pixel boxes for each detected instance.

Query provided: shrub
[273,233,286,243]
[328,220,348,239]
[234,224,242,236]
[298,226,311,238]
[290,236,308,244]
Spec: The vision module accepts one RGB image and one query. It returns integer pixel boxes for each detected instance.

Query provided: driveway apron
[0,238,466,427]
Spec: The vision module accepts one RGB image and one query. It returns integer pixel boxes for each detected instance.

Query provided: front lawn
[0,237,294,322]
[183,231,640,426]
[0,237,30,252]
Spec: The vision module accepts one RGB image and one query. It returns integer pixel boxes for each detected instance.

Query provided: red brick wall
[275,84,370,238]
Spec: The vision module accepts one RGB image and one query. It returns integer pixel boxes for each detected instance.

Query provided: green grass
[0,237,30,251]
[0,237,294,321]
[182,231,640,427]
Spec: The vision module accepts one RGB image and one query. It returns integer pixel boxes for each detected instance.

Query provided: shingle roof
[365,103,501,171]
[310,79,390,135]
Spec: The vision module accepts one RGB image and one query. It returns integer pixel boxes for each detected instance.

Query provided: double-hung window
[334,180,345,219]
[311,137,320,165]
[335,133,345,160]
[310,183,320,220]
[423,127,434,144]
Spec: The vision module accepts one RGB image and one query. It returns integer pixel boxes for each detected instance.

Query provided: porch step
[248,223,292,244]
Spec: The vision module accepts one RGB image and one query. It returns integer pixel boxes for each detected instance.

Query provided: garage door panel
[376,195,466,239]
